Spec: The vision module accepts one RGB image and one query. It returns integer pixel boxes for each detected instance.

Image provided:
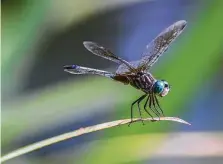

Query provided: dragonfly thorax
[128,72,155,93]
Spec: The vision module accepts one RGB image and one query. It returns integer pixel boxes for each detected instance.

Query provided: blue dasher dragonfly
[64,20,187,125]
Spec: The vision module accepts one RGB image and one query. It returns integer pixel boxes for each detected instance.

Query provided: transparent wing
[64,65,114,78]
[116,61,140,74]
[138,20,187,70]
[83,41,136,72]
[116,20,187,74]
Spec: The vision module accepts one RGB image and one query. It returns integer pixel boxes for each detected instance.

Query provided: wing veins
[116,20,187,74]
[83,41,137,73]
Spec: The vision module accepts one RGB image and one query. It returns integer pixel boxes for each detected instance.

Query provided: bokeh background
[2,0,223,164]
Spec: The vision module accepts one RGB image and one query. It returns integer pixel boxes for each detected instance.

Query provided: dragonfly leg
[150,94,162,120]
[143,96,155,121]
[137,95,147,125]
[128,94,146,127]
[149,95,160,120]
[154,95,165,117]
[129,97,140,126]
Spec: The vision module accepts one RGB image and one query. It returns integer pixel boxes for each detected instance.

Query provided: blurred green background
[1,0,223,164]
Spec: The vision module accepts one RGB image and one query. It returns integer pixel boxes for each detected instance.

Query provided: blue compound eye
[153,80,165,94]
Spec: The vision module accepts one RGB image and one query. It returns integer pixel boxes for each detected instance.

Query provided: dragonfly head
[153,80,170,97]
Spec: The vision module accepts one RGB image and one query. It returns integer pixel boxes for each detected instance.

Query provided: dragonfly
[64,20,187,125]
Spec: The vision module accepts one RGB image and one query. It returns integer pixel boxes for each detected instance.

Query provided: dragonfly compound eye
[153,80,165,95]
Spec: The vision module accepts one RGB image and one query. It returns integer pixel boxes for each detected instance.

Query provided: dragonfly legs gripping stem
[144,94,165,121]
[128,94,165,126]
[154,95,165,117]
[128,94,147,127]
[149,94,162,120]
[144,96,155,121]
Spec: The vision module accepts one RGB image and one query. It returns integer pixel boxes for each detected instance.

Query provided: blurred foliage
[2,0,48,98]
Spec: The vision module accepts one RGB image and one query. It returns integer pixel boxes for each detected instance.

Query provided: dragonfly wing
[138,20,187,71]
[116,61,139,74]
[64,65,114,78]
[83,41,136,72]
[116,20,187,74]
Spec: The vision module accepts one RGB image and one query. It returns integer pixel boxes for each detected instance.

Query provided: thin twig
[1,117,190,163]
